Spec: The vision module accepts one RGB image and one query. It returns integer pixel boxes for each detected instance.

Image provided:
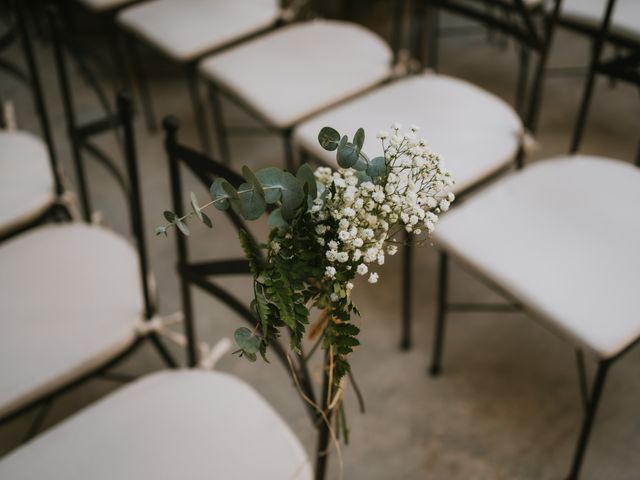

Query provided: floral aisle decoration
[157,124,453,445]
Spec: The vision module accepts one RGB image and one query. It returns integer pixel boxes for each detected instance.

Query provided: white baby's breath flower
[377,131,389,139]
[387,245,398,256]
[368,272,379,284]
[356,264,368,275]
[325,266,336,279]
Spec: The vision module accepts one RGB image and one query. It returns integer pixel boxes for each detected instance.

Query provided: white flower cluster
[313,124,453,293]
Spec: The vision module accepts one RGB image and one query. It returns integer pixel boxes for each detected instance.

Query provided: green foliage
[158,125,380,402]
[318,126,340,151]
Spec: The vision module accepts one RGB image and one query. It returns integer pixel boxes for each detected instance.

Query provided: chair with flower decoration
[292,0,564,350]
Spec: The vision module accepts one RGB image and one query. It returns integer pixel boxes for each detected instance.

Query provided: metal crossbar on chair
[163,117,335,479]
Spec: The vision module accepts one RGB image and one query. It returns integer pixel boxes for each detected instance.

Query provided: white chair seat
[0,370,312,480]
[0,223,143,418]
[0,131,56,238]
[433,156,640,359]
[560,0,640,43]
[117,0,281,62]
[199,20,393,129]
[293,73,522,194]
[77,0,134,12]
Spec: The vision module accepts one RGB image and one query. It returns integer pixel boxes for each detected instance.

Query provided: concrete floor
[1,5,639,479]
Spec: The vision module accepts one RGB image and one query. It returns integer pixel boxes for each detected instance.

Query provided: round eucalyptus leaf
[238,182,266,220]
[255,167,284,203]
[296,163,317,198]
[234,327,261,355]
[353,127,365,151]
[267,207,288,228]
[280,172,304,220]
[175,220,190,236]
[209,178,231,210]
[337,139,359,168]
[355,170,373,184]
[190,192,203,221]
[352,151,369,171]
[318,126,340,151]
[200,212,213,228]
[163,210,177,223]
[242,165,265,198]
[366,156,388,177]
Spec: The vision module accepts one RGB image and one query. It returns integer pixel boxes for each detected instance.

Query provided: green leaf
[255,167,284,204]
[190,192,203,222]
[267,207,288,227]
[353,151,369,171]
[243,351,257,362]
[296,163,317,198]
[239,229,264,276]
[355,170,373,184]
[280,172,304,220]
[318,126,340,151]
[175,219,190,236]
[201,212,213,228]
[209,178,231,210]
[337,137,359,168]
[234,327,261,355]
[242,165,265,199]
[353,127,365,151]
[163,210,177,223]
[221,180,241,213]
[366,156,387,177]
[238,182,266,220]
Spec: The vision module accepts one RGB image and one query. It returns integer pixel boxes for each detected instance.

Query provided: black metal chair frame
[0,1,69,242]
[570,0,639,164]
[204,0,407,173]
[429,2,640,478]
[163,117,339,480]
[0,10,178,442]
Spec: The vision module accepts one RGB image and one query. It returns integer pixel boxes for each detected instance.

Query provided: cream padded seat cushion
[118,0,281,61]
[199,20,393,129]
[77,0,134,12]
[433,156,640,359]
[560,0,640,43]
[0,131,55,238]
[0,370,312,480]
[294,73,522,194]
[0,223,143,418]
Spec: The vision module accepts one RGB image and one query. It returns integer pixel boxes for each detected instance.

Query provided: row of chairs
[0,0,638,479]
[0,4,324,478]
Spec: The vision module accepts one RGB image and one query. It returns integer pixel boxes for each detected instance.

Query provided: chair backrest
[1,0,63,194]
[162,118,318,422]
[48,8,156,320]
[420,0,564,133]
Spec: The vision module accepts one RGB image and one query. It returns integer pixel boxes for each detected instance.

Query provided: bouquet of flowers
[158,123,453,440]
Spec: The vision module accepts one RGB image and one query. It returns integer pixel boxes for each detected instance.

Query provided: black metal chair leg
[570,41,600,154]
[515,44,530,117]
[208,82,230,164]
[283,129,296,172]
[566,360,611,480]
[126,35,157,132]
[400,234,413,350]
[429,251,449,376]
[186,64,211,155]
[149,333,178,368]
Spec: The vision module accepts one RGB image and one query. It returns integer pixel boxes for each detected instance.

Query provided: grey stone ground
[1,5,639,479]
